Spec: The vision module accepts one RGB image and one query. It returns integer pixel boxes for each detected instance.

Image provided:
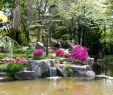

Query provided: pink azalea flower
[1,57,28,64]
[34,49,45,57]
[15,57,28,64]
[69,45,89,62]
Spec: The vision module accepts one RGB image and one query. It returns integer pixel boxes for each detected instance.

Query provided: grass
[0,53,29,59]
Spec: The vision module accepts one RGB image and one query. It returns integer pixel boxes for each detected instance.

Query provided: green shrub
[0,53,7,59]
[103,55,113,64]
[65,65,73,76]
[0,64,8,72]
[5,63,24,74]
[25,47,34,58]
[34,54,55,60]
[41,54,55,59]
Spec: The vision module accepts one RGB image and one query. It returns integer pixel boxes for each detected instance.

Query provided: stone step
[0,77,5,81]
[0,72,7,77]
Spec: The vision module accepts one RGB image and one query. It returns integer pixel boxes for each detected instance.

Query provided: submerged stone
[15,71,37,80]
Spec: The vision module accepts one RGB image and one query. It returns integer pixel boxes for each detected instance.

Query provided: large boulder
[58,64,95,78]
[71,65,91,77]
[28,59,95,79]
[15,71,37,80]
[28,60,50,77]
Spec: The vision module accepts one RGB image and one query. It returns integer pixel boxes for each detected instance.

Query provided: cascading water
[49,61,57,77]
[50,67,57,77]
[48,61,62,79]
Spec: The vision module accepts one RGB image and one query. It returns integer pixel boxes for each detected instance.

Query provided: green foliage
[0,53,7,59]
[65,65,73,76]
[103,55,113,63]
[101,28,113,45]
[0,63,8,72]
[34,54,55,60]
[0,62,24,74]
[1,0,111,55]
[5,63,24,74]
[25,47,34,58]
[13,53,28,58]
[53,0,107,54]
[41,54,55,59]
[0,53,28,58]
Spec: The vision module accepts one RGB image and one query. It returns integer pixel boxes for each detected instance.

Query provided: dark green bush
[103,55,113,64]
[0,53,7,59]
[0,64,8,72]
[5,63,24,74]
[65,65,73,76]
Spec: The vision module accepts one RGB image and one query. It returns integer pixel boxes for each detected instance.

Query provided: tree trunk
[10,0,21,43]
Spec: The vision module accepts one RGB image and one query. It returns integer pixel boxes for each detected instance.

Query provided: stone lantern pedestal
[29,24,43,42]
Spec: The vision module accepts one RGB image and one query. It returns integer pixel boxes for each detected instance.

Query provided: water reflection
[0,78,113,95]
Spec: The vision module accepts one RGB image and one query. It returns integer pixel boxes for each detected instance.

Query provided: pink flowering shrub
[34,49,45,57]
[54,49,65,56]
[1,57,16,62]
[15,57,28,64]
[1,57,28,64]
[69,45,89,63]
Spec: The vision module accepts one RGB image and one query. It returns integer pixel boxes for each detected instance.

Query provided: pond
[0,77,113,95]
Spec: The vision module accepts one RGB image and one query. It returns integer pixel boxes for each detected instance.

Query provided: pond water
[0,77,113,95]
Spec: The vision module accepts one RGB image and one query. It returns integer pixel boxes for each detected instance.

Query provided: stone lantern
[43,13,61,55]
[29,24,43,42]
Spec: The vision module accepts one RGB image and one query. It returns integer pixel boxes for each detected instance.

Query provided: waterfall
[48,63,62,79]
[50,67,57,77]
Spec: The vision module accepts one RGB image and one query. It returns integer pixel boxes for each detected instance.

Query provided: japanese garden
[0,0,113,95]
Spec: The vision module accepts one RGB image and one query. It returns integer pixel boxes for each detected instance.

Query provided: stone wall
[28,59,95,79]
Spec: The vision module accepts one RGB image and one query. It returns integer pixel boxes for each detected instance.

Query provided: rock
[58,64,93,77]
[85,71,95,79]
[57,67,67,77]
[0,72,7,81]
[15,71,37,80]
[29,60,94,78]
[96,75,113,80]
[28,60,50,77]
[21,47,29,53]
[0,72,7,77]
[0,77,5,81]
[35,42,45,50]
[14,46,29,53]
[39,62,50,77]
[72,70,86,77]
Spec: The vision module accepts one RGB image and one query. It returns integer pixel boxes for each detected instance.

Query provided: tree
[51,0,109,55]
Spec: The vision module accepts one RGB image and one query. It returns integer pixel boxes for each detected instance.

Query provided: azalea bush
[54,49,65,56]
[69,45,89,64]
[0,57,28,64]
[33,49,45,59]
